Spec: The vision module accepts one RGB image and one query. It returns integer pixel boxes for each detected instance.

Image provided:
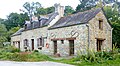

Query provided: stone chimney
[48,4,64,27]
[54,3,64,17]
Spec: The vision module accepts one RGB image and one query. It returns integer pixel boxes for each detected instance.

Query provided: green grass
[79,58,120,66]
[0,46,52,61]
[52,57,120,66]
[1,46,120,66]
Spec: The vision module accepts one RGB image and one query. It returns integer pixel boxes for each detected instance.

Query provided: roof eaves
[48,22,88,30]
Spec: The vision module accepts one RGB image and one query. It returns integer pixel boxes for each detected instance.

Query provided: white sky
[0,0,80,19]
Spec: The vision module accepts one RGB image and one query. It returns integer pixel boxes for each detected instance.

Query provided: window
[37,37,44,47]
[18,41,20,49]
[99,20,103,30]
[24,39,28,47]
[61,40,64,44]
[25,24,27,30]
[40,38,42,46]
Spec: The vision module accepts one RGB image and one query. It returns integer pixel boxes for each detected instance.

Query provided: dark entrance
[18,41,20,49]
[53,41,57,54]
[97,39,103,51]
[69,40,74,56]
[31,39,34,51]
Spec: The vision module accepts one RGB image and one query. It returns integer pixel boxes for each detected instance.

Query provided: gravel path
[0,61,74,66]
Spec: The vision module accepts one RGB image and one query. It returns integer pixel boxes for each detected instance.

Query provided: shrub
[14,53,29,61]
[76,50,120,63]
[3,46,20,53]
[33,50,39,52]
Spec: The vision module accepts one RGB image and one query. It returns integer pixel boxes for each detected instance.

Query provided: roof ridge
[62,8,101,19]
[49,8,102,29]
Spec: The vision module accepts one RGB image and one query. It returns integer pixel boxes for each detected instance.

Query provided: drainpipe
[111,28,113,50]
[86,24,90,51]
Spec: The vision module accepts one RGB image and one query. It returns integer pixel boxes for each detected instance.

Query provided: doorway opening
[18,41,20,49]
[69,40,74,56]
[31,39,34,51]
[53,41,57,54]
[96,39,104,51]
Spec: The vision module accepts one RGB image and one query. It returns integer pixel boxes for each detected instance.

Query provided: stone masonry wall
[11,35,21,48]
[20,27,50,54]
[88,10,112,51]
[49,24,88,56]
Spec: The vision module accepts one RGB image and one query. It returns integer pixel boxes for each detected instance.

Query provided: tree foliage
[35,6,55,16]
[23,2,41,13]
[0,24,7,47]
[64,6,75,16]
[76,0,116,12]
[3,13,29,30]
[104,5,120,47]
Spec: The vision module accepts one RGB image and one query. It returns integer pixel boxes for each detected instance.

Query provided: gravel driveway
[0,61,74,66]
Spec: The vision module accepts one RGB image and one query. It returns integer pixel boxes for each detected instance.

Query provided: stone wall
[11,35,21,48]
[49,24,88,56]
[20,27,49,52]
[88,10,112,51]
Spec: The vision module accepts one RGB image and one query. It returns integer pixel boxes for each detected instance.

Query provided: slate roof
[11,12,58,36]
[25,12,58,30]
[49,8,102,29]
[11,28,24,37]
[12,8,103,37]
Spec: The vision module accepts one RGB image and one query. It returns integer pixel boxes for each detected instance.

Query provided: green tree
[104,5,120,47]
[7,27,20,41]
[23,2,41,20]
[3,13,28,30]
[64,6,75,16]
[36,8,47,15]
[46,6,55,14]
[0,18,5,23]
[76,0,116,12]
[35,6,55,16]
[0,24,8,47]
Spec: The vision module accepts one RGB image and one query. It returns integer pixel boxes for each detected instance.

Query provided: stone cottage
[11,4,112,56]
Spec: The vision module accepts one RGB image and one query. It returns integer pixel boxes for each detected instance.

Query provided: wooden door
[31,39,34,51]
[18,41,20,49]
[97,39,103,51]
[69,40,74,56]
[53,41,57,54]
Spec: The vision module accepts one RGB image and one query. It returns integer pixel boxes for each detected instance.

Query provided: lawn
[0,46,120,66]
[53,58,120,66]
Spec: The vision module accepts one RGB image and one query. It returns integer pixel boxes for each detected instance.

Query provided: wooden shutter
[37,38,39,47]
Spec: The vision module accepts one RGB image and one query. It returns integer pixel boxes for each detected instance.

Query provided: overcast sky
[0,0,80,19]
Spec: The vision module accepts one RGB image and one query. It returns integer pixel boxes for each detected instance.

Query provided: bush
[3,46,20,53]
[33,50,39,52]
[76,50,120,63]
[118,48,120,53]
[11,53,29,61]
[0,49,52,61]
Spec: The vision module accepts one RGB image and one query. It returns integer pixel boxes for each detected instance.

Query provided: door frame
[31,39,34,51]
[69,40,74,56]
[18,41,20,49]
[96,39,104,51]
[53,40,57,54]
